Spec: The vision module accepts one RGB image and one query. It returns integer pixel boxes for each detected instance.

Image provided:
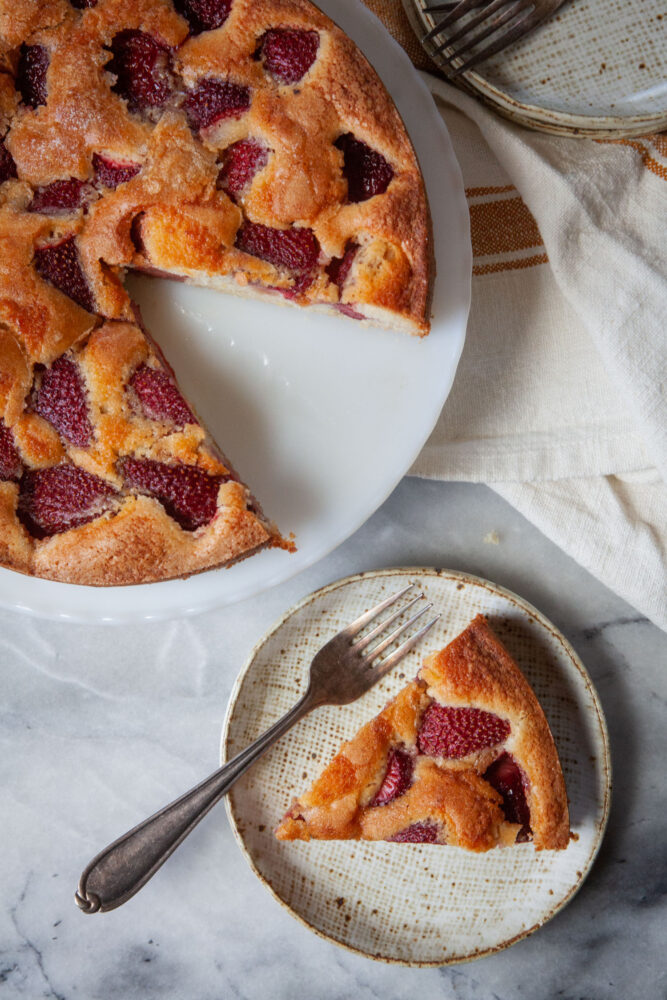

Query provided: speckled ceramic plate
[222,568,611,966]
[405,0,667,138]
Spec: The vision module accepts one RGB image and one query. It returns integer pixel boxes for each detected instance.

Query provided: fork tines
[421,0,544,76]
[346,583,440,675]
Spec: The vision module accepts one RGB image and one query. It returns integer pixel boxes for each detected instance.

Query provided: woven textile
[363,3,667,629]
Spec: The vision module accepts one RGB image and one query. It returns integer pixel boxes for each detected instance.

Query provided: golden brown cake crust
[276,617,570,851]
[0,0,431,586]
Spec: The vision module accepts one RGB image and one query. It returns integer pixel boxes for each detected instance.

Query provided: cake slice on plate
[276,615,570,851]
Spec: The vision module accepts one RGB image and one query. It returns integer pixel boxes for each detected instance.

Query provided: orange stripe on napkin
[595,136,667,181]
[469,196,545,257]
[473,253,549,276]
[465,184,516,197]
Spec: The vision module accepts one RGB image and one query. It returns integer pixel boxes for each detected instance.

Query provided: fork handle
[75,690,316,913]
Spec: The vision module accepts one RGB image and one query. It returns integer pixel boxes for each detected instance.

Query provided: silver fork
[75,584,439,913]
[421,0,568,76]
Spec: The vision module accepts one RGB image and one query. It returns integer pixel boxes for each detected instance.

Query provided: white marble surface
[1,479,665,999]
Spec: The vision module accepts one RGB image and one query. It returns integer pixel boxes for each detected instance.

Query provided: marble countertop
[2,478,665,1000]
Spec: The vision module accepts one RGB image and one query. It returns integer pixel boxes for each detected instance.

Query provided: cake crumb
[483,530,500,545]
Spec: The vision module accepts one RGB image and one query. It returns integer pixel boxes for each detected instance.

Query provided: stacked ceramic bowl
[403,0,667,138]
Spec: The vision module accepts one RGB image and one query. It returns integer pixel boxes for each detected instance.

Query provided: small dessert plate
[406,0,667,138]
[222,567,611,966]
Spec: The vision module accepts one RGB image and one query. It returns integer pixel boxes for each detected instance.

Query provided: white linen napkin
[409,77,667,630]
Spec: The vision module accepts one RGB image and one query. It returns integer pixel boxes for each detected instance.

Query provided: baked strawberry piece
[0,140,18,184]
[0,421,22,481]
[326,243,358,289]
[120,458,223,531]
[335,133,394,203]
[107,30,173,115]
[174,0,232,34]
[260,28,320,84]
[128,364,195,427]
[417,704,510,758]
[389,821,439,844]
[235,221,319,276]
[17,44,49,108]
[18,465,116,538]
[33,237,95,313]
[32,356,93,447]
[484,752,532,840]
[184,79,250,131]
[217,139,268,202]
[276,616,569,851]
[92,154,141,189]
[29,180,95,215]
[370,747,414,806]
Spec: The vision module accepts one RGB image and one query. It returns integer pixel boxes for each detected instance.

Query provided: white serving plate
[0,0,471,623]
[223,568,611,966]
[406,0,667,138]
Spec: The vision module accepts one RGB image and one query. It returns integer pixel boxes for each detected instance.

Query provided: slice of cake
[276,616,569,851]
[0,0,431,585]
[0,310,286,584]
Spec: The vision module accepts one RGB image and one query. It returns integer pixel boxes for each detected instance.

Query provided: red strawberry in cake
[18,465,116,538]
[335,134,394,203]
[218,140,269,203]
[32,357,93,448]
[29,180,95,215]
[174,0,232,34]
[34,237,95,313]
[107,31,173,115]
[185,79,251,131]
[17,44,49,109]
[129,364,195,428]
[417,704,510,759]
[260,28,320,84]
[235,222,320,275]
[120,458,223,531]
[371,748,414,806]
[92,154,141,189]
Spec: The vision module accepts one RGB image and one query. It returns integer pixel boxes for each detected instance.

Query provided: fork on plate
[75,584,439,913]
[421,0,568,75]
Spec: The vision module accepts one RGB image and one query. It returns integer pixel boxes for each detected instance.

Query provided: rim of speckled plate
[221,567,612,966]
[403,0,667,139]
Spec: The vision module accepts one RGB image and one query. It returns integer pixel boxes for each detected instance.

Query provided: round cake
[0,0,431,585]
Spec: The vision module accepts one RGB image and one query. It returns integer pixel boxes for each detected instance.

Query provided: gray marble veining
[1,480,665,1000]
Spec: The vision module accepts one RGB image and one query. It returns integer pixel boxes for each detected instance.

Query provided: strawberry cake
[276,616,570,851]
[0,0,431,585]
